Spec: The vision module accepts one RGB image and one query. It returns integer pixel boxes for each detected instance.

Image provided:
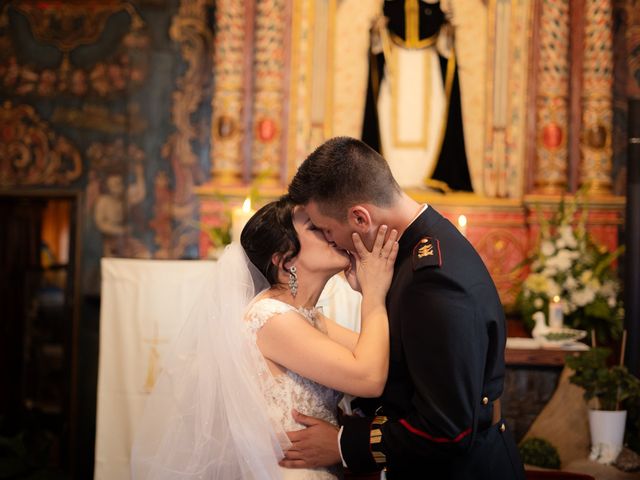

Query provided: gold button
[499,423,506,433]
[481,396,489,405]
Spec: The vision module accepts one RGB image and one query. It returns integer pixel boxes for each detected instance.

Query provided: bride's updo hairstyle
[288,136,401,220]
[240,195,301,286]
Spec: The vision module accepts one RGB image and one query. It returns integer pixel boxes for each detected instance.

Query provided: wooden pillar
[533,0,570,194]
[579,0,614,195]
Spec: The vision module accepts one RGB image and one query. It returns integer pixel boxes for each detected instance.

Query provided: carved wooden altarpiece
[198,0,625,310]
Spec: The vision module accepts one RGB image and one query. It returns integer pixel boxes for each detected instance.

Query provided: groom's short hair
[288,137,401,220]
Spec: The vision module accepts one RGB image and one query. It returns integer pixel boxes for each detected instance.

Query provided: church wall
[0,1,214,477]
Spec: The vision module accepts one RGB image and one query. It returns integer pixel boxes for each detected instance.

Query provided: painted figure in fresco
[94,163,149,258]
[282,137,524,479]
[132,195,397,479]
[362,0,472,192]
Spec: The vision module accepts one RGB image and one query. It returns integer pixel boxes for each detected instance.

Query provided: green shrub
[519,437,561,469]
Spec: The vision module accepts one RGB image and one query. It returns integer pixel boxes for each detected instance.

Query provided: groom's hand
[279,410,341,469]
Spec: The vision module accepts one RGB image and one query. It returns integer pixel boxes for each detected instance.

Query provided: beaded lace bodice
[244,298,342,432]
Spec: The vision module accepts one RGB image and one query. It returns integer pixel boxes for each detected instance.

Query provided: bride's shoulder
[245,297,297,330]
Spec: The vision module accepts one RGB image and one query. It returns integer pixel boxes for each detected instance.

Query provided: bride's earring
[288,266,298,298]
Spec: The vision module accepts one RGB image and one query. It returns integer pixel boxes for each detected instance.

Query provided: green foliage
[518,437,561,469]
[565,347,640,411]
[516,193,624,344]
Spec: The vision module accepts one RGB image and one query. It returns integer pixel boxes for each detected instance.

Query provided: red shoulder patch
[412,236,442,270]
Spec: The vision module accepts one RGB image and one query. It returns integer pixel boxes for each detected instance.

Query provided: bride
[131,195,398,479]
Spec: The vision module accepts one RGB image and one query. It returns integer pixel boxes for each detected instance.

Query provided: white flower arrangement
[517,195,624,343]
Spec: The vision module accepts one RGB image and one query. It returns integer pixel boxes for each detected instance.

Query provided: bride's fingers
[380,228,398,258]
[387,239,399,265]
[371,225,388,255]
[351,232,368,259]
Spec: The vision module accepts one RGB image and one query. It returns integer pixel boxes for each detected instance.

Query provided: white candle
[457,214,468,237]
[548,295,564,329]
[231,197,255,243]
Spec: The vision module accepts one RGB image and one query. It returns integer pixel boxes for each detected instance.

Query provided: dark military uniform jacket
[340,206,525,479]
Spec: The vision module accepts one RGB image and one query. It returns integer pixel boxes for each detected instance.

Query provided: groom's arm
[280,410,342,469]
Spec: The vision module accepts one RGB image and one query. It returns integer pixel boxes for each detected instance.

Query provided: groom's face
[304,201,355,252]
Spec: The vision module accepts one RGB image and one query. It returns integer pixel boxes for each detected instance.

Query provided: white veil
[131,243,290,480]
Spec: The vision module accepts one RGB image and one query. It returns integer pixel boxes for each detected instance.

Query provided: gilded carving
[210,0,246,185]
[251,0,290,185]
[0,101,82,186]
[580,0,613,195]
[533,0,570,194]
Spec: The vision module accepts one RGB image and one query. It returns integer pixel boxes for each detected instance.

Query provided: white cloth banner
[94,258,361,480]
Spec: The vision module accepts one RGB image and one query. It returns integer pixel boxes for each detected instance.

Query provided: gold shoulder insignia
[412,236,442,270]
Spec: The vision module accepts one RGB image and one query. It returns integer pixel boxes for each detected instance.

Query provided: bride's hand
[351,225,398,300]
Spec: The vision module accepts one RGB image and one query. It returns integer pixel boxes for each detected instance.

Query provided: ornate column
[579,0,614,194]
[210,0,250,185]
[251,0,291,186]
[533,0,570,194]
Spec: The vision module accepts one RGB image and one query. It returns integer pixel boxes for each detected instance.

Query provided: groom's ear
[347,205,372,233]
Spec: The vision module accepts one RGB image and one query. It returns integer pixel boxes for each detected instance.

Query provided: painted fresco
[0,0,214,293]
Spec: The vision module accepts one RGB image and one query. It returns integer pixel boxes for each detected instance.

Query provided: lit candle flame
[457,215,467,229]
[553,295,560,303]
[242,197,252,212]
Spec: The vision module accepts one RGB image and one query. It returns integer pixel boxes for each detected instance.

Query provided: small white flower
[559,225,578,248]
[565,276,577,290]
[541,241,556,257]
[556,239,566,249]
[534,298,544,309]
[572,288,596,307]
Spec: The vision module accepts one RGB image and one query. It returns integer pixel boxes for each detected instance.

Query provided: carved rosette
[251,0,289,185]
[580,0,613,195]
[0,101,82,186]
[534,0,570,194]
[211,0,245,185]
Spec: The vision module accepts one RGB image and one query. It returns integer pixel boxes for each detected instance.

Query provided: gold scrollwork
[0,101,82,186]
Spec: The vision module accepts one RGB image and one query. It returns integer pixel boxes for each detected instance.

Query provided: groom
[283,137,525,479]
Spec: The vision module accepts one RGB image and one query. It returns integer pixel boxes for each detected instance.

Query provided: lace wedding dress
[245,298,343,480]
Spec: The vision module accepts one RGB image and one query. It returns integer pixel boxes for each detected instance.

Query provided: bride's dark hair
[240,195,301,286]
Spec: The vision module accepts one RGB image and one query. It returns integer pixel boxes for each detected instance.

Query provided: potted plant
[565,345,640,464]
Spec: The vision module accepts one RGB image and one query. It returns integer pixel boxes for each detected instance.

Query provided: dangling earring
[288,265,298,298]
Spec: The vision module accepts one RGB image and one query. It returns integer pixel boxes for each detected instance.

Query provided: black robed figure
[361,0,472,192]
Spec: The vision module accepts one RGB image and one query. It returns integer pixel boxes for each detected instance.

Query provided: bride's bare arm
[257,226,398,398]
[318,314,358,352]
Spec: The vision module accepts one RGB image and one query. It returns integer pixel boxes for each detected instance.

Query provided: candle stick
[231,197,255,243]
[548,295,564,329]
[457,214,468,237]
